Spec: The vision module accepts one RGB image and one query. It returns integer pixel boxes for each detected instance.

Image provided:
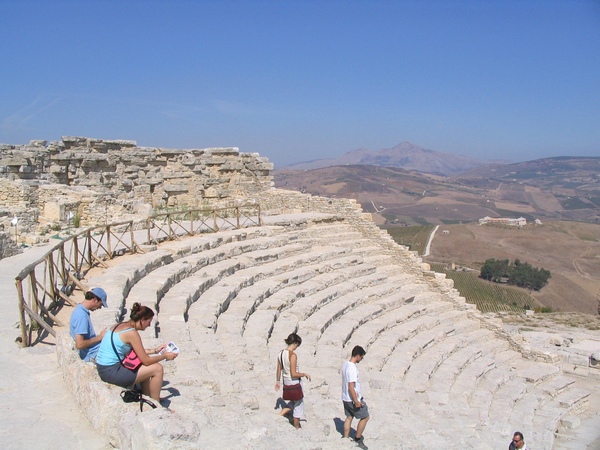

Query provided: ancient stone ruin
[4,137,600,448]
[0,137,273,251]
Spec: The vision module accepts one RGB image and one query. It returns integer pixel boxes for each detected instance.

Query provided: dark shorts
[97,362,138,388]
[343,399,370,419]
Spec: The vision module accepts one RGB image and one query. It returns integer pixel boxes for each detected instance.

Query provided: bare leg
[293,417,301,429]
[279,407,292,416]
[355,416,369,439]
[135,363,164,402]
[343,416,353,438]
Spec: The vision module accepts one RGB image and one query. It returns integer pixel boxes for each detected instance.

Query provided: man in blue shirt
[69,287,108,361]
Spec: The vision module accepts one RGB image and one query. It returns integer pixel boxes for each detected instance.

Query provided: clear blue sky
[1,0,599,168]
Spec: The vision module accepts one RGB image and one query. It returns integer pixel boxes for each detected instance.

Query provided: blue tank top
[95,327,134,366]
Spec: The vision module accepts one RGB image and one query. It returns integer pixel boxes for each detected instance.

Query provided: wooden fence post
[15,279,28,348]
[47,253,57,302]
[72,234,80,275]
[87,229,93,268]
[106,225,112,258]
[129,221,135,253]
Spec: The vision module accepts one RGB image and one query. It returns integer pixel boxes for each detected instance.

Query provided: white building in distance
[478,216,527,226]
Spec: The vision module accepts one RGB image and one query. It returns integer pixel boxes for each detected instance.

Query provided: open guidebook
[159,341,180,355]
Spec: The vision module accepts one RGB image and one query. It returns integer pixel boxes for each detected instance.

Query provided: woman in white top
[275,333,311,429]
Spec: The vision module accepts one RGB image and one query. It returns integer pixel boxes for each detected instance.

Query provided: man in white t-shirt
[342,345,369,448]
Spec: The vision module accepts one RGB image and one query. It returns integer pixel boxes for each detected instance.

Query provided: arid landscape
[274,156,600,314]
[426,221,600,314]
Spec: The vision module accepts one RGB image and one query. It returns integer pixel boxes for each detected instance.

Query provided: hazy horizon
[1,1,598,169]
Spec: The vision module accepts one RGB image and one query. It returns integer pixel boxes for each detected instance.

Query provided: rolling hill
[283,141,486,175]
[273,157,600,314]
[274,156,600,225]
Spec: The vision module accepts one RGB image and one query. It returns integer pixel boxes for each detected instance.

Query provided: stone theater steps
[78,214,595,449]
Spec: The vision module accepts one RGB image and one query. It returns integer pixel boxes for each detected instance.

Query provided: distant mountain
[284,142,485,175]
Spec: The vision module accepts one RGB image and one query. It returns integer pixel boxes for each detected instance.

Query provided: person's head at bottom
[511,432,525,449]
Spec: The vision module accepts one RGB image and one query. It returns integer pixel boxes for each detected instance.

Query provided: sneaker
[354,436,368,450]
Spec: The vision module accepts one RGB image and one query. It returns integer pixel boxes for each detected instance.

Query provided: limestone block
[560,415,581,430]
[205,147,239,156]
[164,184,189,194]
[246,160,274,171]
[569,354,591,367]
[158,148,187,156]
[104,139,136,147]
[204,186,222,198]
[23,233,42,245]
[62,136,88,146]
[56,330,79,366]
[134,202,153,217]
[220,161,244,171]
[119,164,140,174]
[180,153,197,165]
[1,156,29,166]
[588,367,600,380]
[81,152,108,162]
[129,408,201,449]
[43,201,65,221]
[243,396,260,410]
[129,157,148,166]
[163,172,190,180]
[48,163,66,174]
[202,156,228,166]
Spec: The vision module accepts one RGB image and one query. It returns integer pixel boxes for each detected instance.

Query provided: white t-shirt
[341,360,361,402]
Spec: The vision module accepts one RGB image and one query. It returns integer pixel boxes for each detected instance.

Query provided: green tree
[481,258,551,291]
[480,258,510,282]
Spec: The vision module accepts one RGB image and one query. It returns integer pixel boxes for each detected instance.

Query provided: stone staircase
[57,213,598,449]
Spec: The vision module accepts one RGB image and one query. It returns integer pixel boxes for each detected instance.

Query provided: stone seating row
[90,226,283,318]
[78,218,592,449]
[353,299,588,449]
[169,237,584,448]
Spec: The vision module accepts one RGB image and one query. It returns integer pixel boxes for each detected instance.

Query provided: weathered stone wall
[0,137,274,233]
[0,231,22,259]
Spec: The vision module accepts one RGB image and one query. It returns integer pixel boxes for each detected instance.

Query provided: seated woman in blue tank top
[96,302,178,403]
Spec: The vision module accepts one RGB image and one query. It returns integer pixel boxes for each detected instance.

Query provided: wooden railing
[146,204,261,244]
[14,204,262,347]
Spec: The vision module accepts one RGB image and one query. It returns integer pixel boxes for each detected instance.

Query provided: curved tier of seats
[78,214,596,449]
